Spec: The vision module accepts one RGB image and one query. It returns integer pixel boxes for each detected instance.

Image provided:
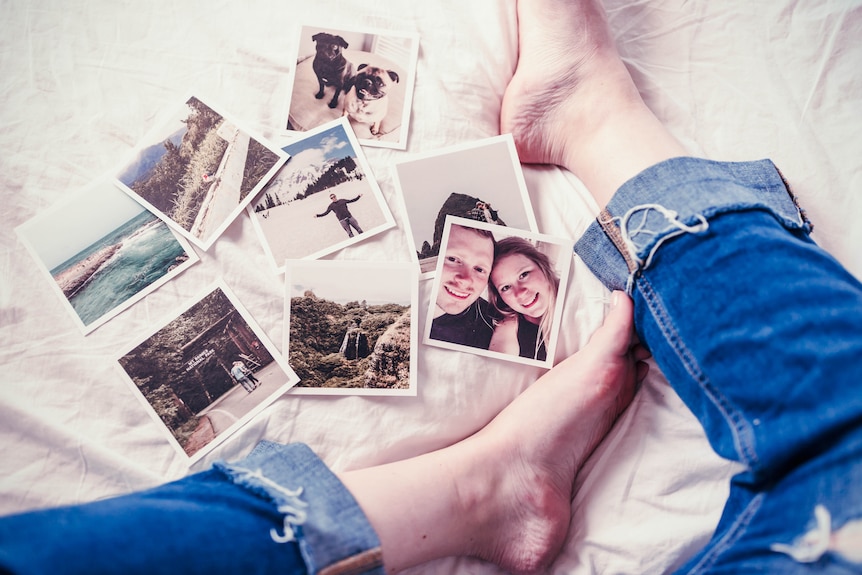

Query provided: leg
[338,217,355,237]
[0,299,649,575]
[500,0,686,208]
[328,87,341,109]
[347,216,363,235]
[340,294,648,574]
[502,0,862,570]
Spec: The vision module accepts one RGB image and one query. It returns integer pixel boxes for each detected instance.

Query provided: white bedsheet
[1,1,860,573]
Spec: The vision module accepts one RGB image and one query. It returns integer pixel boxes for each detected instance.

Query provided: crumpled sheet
[0,0,859,573]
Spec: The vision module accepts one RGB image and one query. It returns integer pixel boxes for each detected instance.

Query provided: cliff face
[364,310,411,389]
[418,192,506,260]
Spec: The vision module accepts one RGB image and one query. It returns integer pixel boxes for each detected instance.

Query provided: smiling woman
[488,237,561,362]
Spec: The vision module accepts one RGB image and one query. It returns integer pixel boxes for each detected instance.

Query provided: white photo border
[391,134,538,281]
[284,259,418,396]
[423,216,571,369]
[115,280,300,466]
[283,23,419,150]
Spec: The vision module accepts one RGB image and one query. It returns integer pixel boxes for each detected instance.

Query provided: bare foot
[501,0,686,207]
[457,292,649,574]
[341,293,648,574]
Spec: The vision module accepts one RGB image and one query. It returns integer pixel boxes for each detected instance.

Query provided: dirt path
[184,415,215,456]
[190,123,250,243]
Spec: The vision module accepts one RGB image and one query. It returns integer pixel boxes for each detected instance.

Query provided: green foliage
[127,97,229,229]
[289,293,408,389]
[364,310,412,389]
[240,138,280,200]
[118,288,268,429]
[172,127,229,229]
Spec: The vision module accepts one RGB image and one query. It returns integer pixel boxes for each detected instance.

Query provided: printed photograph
[249,117,395,270]
[285,260,417,396]
[115,95,288,250]
[424,217,571,369]
[392,134,538,278]
[15,179,198,334]
[285,24,419,149]
[117,283,299,463]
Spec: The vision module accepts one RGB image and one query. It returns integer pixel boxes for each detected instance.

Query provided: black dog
[311,33,353,109]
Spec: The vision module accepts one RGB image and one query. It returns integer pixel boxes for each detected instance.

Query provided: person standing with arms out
[315,193,364,237]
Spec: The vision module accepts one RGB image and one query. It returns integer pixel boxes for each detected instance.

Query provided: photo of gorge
[286,261,416,395]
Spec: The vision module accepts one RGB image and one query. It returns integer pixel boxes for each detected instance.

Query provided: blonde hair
[488,237,559,359]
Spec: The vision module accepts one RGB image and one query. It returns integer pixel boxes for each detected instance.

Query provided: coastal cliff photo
[15,179,198,334]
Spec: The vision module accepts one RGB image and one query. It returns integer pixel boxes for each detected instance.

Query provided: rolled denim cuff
[574,157,811,293]
[215,441,384,575]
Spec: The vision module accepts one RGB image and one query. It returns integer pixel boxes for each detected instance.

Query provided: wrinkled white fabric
[1,1,859,574]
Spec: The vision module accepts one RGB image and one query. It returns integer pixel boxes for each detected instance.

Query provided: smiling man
[430,223,496,349]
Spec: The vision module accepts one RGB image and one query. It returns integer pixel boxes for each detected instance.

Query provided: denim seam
[683,492,765,574]
[638,276,760,469]
[598,208,639,274]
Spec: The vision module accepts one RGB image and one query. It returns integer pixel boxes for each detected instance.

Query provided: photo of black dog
[311,32,354,109]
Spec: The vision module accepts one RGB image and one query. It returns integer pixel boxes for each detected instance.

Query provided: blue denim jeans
[0,442,385,575]
[575,157,862,573]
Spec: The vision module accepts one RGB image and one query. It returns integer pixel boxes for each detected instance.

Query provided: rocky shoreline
[53,243,121,297]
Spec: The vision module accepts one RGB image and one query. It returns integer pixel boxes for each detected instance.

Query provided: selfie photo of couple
[425,217,570,368]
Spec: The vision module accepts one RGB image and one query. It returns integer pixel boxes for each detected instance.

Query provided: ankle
[564,89,686,207]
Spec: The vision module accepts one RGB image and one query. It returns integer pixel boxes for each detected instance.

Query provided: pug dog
[342,63,399,136]
[311,32,354,109]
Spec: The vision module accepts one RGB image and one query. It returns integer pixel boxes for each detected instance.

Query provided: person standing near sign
[230,361,256,393]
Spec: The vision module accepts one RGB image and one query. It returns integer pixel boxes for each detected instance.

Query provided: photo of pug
[311,32,354,109]
[342,64,399,136]
[285,25,419,150]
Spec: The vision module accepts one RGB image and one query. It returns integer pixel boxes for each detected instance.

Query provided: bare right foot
[501,0,687,207]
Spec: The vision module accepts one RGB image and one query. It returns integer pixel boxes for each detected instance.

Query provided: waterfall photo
[285,260,417,396]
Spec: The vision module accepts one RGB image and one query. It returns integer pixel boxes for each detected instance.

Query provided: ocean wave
[54,243,122,298]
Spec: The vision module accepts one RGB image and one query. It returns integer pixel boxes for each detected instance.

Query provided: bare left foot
[456,291,649,574]
[341,293,648,574]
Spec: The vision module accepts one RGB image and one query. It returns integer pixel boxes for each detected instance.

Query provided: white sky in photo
[284,125,351,168]
[19,181,147,269]
[395,139,534,248]
[289,262,411,305]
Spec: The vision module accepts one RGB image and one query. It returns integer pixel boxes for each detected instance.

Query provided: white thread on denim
[770,505,862,564]
[227,465,309,544]
[605,204,708,291]
[770,505,831,562]
[620,204,709,269]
